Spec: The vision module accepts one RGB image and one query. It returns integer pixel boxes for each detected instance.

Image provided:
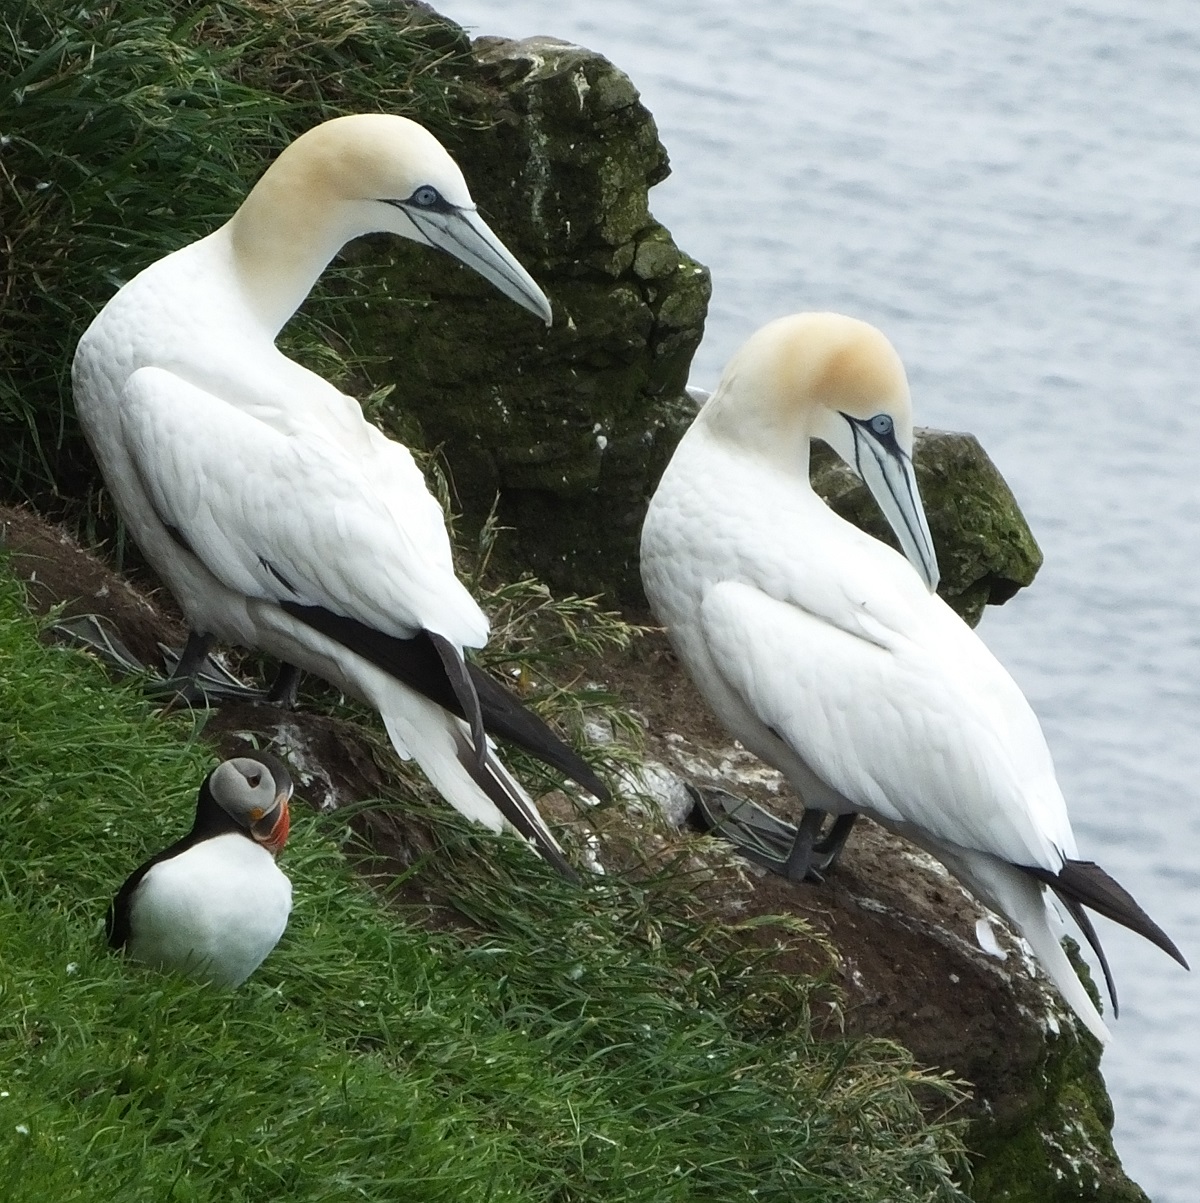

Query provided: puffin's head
[208,754,293,856]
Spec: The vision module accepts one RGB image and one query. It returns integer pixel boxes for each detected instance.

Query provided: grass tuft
[0,0,472,512]
[0,563,969,1200]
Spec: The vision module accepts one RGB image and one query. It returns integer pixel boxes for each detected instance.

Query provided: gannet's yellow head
[232,113,551,324]
[280,114,474,212]
[702,312,938,591]
[705,313,910,446]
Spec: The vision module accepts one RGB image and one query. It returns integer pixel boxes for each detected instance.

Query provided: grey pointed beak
[847,420,940,592]
[400,202,552,326]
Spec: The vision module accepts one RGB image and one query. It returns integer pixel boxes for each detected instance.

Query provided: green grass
[0,566,970,1200]
[0,0,471,513]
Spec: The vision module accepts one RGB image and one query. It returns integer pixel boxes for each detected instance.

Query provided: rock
[616,756,696,827]
[349,32,711,601]
[347,26,1038,614]
[346,22,1039,613]
[604,620,1151,1203]
[812,429,1043,626]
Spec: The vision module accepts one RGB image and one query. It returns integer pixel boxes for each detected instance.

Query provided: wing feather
[121,366,486,647]
[699,579,1071,869]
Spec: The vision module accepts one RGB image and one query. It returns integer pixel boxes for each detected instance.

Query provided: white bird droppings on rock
[975,917,1009,961]
[618,758,695,827]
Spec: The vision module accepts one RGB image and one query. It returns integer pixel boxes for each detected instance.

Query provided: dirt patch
[0,505,187,666]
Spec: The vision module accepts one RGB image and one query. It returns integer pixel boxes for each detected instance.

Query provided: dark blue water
[448,2,1200,1195]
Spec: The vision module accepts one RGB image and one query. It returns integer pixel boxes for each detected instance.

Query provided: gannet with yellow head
[74,115,603,879]
[641,312,1186,1043]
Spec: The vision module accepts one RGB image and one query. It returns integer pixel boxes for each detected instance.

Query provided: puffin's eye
[870,414,894,437]
[246,773,262,789]
[410,185,440,208]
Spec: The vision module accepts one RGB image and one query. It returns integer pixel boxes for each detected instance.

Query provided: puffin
[107,754,294,987]
[73,114,605,878]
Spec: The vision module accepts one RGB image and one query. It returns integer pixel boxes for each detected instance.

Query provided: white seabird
[108,754,294,987]
[640,311,1187,1043]
[74,114,604,878]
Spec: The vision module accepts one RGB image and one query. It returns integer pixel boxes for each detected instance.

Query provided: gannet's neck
[696,379,818,482]
[224,152,358,336]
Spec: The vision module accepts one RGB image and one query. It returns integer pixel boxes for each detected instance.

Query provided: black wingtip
[428,631,487,773]
[279,602,607,801]
[1053,891,1121,1015]
[462,743,581,885]
[1024,858,1190,972]
[466,662,610,802]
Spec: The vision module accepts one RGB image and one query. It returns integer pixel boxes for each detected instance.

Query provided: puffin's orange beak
[251,790,291,856]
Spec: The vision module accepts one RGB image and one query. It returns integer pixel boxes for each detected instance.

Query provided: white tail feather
[376,678,568,860]
[934,846,1112,1045]
[379,685,506,832]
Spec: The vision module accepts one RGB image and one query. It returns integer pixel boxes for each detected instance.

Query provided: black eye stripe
[842,411,901,455]
[382,186,457,215]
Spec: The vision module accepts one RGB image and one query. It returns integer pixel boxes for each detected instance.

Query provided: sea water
[447,2,1200,1195]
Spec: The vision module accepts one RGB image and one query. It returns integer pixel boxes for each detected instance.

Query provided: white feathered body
[72,230,527,834]
[642,415,1111,1040]
[73,232,481,647]
[125,833,292,988]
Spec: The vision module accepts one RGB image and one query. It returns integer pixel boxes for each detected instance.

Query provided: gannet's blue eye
[410,185,441,208]
[870,414,894,437]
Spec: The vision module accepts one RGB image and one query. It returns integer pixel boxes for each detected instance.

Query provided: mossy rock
[966,942,1149,1203]
[812,428,1043,626]
[351,33,711,601]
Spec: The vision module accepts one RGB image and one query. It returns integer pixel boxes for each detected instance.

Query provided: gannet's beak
[843,415,940,592]
[391,199,553,326]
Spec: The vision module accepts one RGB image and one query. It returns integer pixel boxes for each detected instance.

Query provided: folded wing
[699,579,1073,871]
[122,366,487,648]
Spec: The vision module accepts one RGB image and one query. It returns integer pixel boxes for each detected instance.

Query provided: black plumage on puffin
[107,753,294,986]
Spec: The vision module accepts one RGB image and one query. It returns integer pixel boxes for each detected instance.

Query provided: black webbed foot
[686,784,857,883]
[53,615,266,706]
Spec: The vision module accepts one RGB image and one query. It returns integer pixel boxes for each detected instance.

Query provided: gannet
[641,311,1187,1042]
[108,754,293,987]
[74,114,603,877]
